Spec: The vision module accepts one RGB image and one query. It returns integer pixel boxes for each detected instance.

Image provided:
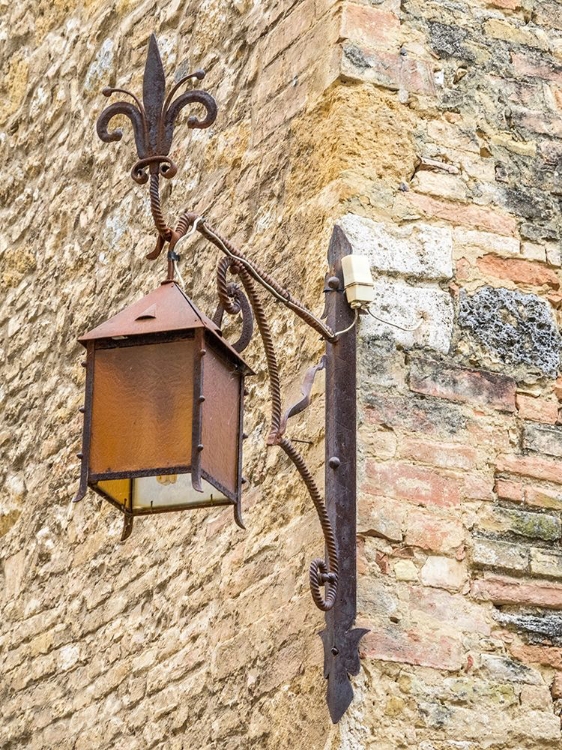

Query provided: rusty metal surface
[213,257,254,353]
[79,281,253,374]
[231,262,339,612]
[97,34,216,189]
[278,356,326,437]
[320,225,368,723]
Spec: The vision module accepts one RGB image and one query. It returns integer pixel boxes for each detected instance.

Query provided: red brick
[496,454,562,485]
[495,478,524,503]
[399,438,477,471]
[410,358,516,412]
[341,4,400,51]
[361,627,463,671]
[512,53,562,85]
[342,48,436,95]
[472,573,562,608]
[516,393,560,424]
[478,255,560,289]
[406,192,518,236]
[405,509,464,553]
[464,473,493,501]
[509,644,562,670]
[365,462,462,508]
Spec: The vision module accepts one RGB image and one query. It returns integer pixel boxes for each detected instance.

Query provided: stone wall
[2,0,562,748]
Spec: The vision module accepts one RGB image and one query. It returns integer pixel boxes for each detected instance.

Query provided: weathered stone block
[364,392,468,436]
[480,654,543,685]
[523,423,562,457]
[362,278,453,353]
[339,213,453,279]
[472,574,562,608]
[341,44,436,94]
[458,287,561,378]
[420,556,467,591]
[531,548,562,579]
[405,509,464,553]
[472,538,529,572]
[496,454,562,484]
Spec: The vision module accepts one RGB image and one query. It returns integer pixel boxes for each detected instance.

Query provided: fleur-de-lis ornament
[97,34,217,185]
[97,34,217,261]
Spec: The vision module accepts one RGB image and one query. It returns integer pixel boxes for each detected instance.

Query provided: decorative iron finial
[97,34,217,186]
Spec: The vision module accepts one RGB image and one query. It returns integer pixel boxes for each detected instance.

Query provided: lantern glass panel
[132,474,228,510]
[96,478,131,506]
[201,344,241,496]
[90,338,195,475]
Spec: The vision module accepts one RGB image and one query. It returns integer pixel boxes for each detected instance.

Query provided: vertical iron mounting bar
[320,226,369,723]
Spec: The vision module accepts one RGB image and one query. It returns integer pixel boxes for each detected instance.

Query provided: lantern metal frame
[74,34,367,723]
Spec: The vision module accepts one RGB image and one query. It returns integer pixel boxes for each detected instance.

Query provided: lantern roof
[79,281,252,372]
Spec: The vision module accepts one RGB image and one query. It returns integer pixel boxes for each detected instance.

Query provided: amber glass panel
[90,339,194,475]
[201,344,241,495]
[96,479,131,506]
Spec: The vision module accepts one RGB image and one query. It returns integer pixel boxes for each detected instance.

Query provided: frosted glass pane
[132,474,228,510]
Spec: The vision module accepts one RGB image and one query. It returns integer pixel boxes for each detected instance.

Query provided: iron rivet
[79,407,85,414]
[199,396,206,403]
[80,361,87,368]
[76,453,83,459]
[197,444,204,451]
[243,389,249,397]
[241,477,247,484]
[201,349,207,356]
[331,647,339,656]
[242,433,248,439]
[328,456,340,469]
[327,276,340,291]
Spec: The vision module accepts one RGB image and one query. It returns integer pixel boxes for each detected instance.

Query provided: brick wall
[2,0,562,747]
[344,0,562,746]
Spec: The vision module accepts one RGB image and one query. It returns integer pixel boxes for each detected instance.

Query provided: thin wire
[368,308,424,332]
[174,215,205,253]
[334,308,359,337]
[173,260,186,288]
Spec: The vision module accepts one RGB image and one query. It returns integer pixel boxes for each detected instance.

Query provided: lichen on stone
[458,286,561,377]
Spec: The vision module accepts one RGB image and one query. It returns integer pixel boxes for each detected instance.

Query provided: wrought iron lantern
[72,33,368,723]
[73,281,252,540]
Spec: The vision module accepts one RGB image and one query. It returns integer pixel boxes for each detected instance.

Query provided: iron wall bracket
[320,226,369,723]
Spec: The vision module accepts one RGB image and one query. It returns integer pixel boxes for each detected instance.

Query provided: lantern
[73,280,252,539]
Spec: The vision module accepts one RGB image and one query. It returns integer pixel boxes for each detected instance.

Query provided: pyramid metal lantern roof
[78,281,252,373]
